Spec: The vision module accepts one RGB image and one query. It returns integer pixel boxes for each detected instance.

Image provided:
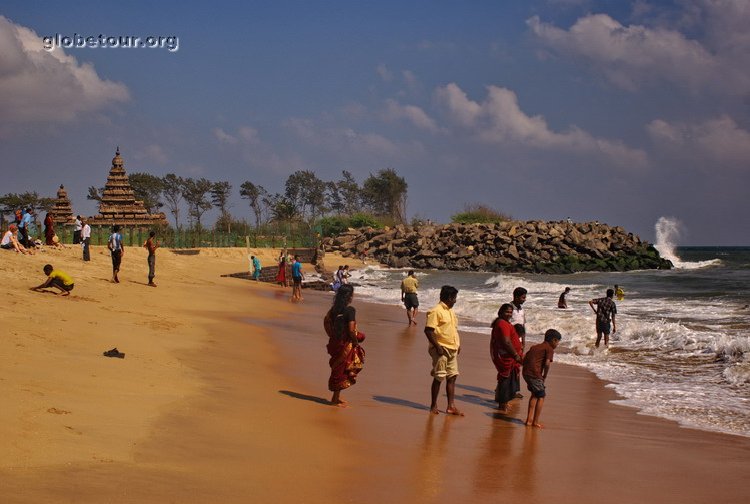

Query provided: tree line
[83,168,408,232]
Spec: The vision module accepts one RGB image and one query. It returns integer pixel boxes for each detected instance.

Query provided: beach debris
[103,348,126,358]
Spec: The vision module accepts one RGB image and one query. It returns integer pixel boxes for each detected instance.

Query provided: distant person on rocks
[490,303,523,413]
[323,284,365,407]
[558,287,571,309]
[31,264,74,296]
[73,215,82,244]
[331,265,344,292]
[341,265,351,284]
[1,224,33,254]
[291,255,304,301]
[400,270,419,326]
[251,255,262,281]
[143,231,159,287]
[510,287,527,349]
[614,284,625,301]
[425,285,464,416]
[81,218,91,262]
[589,288,617,348]
[523,329,562,429]
[108,225,125,283]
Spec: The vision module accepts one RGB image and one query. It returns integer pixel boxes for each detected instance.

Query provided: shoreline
[1,248,748,503]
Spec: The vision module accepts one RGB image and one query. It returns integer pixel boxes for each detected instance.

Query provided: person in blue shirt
[108,225,125,283]
[19,208,33,247]
[251,255,262,281]
[291,255,304,301]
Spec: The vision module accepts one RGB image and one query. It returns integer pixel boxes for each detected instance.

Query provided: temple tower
[52,185,74,224]
[87,147,168,226]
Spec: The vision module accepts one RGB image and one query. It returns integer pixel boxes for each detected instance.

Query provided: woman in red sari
[490,303,523,412]
[323,284,365,407]
[43,212,55,246]
[275,253,287,287]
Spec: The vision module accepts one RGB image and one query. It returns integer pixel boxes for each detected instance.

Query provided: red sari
[490,319,522,403]
[324,307,365,392]
[276,258,286,285]
[44,214,55,245]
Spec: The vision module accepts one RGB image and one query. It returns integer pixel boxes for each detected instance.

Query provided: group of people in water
[323,266,623,429]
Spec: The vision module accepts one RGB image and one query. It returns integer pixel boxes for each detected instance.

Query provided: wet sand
[1,247,748,503]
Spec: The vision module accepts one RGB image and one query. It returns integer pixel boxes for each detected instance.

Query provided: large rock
[323,221,672,274]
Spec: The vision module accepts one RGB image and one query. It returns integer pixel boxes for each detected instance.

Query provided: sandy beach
[1,245,748,503]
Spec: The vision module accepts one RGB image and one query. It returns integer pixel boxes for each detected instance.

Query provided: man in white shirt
[73,215,82,244]
[81,218,91,261]
[510,287,527,346]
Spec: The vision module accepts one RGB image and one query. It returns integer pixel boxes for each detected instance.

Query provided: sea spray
[654,216,721,269]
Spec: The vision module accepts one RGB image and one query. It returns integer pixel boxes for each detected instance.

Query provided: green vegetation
[451,204,511,224]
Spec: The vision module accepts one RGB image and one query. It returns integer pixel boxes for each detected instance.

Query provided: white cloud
[134,144,169,165]
[213,127,238,144]
[383,99,440,133]
[647,115,750,167]
[285,117,400,156]
[376,63,393,82]
[213,126,259,145]
[527,10,750,94]
[0,16,129,124]
[435,83,647,168]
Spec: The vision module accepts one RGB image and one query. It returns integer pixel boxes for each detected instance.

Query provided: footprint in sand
[47,407,71,415]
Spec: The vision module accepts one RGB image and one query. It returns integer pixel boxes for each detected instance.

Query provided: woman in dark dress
[323,284,365,407]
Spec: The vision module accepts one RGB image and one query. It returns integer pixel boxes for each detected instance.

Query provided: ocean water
[315,220,750,437]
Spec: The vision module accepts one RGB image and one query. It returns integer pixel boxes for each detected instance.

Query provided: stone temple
[87,148,167,227]
[52,185,75,225]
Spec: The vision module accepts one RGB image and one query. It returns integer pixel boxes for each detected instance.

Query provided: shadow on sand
[279,390,331,406]
[373,395,431,411]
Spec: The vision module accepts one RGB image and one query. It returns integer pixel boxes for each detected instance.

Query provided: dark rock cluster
[321,221,672,274]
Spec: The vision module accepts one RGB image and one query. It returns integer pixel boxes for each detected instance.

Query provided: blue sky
[1,0,748,245]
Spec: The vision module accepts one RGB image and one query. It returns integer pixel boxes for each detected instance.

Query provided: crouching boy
[522,329,562,428]
[31,264,75,296]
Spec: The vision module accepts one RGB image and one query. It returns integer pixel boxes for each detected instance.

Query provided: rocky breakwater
[321,221,672,274]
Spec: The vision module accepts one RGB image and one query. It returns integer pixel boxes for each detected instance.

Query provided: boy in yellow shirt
[31,264,75,296]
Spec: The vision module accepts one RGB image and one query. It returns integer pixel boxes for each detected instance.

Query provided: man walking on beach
[144,231,159,287]
[425,285,463,416]
[19,208,32,247]
[108,225,125,283]
[510,287,527,348]
[401,270,419,325]
[291,255,304,301]
[589,288,617,348]
[81,217,91,262]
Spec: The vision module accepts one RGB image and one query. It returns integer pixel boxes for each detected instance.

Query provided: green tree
[338,170,360,215]
[284,170,326,222]
[210,181,233,232]
[129,172,165,213]
[161,174,184,228]
[239,181,268,228]
[0,192,53,224]
[324,181,343,215]
[87,186,103,202]
[362,168,408,224]
[181,177,213,229]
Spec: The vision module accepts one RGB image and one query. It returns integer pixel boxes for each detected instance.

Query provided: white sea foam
[654,217,722,269]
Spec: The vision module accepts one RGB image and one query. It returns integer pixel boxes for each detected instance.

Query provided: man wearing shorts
[291,255,304,301]
[424,285,463,416]
[400,270,419,326]
[589,288,617,347]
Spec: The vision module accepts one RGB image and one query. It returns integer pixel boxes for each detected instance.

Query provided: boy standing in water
[522,329,562,428]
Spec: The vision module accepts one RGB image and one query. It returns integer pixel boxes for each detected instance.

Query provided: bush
[451,204,511,224]
[316,213,383,237]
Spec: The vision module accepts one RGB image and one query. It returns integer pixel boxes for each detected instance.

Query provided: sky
[1,0,748,245]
